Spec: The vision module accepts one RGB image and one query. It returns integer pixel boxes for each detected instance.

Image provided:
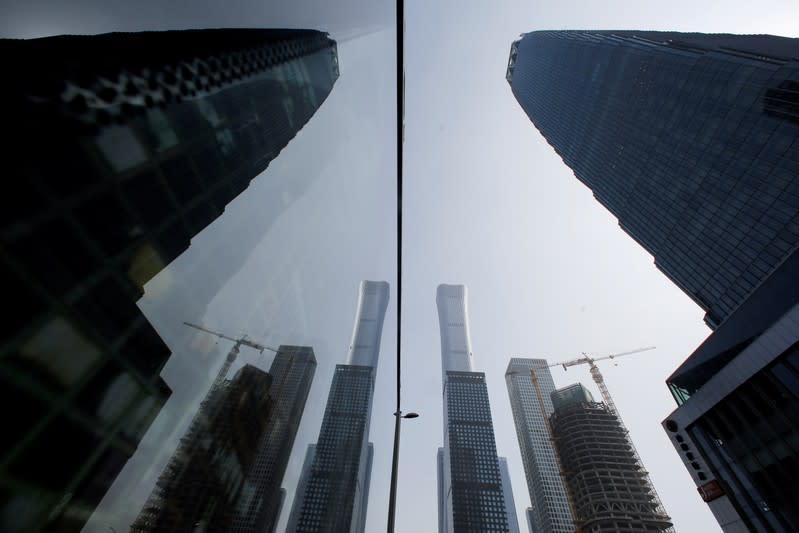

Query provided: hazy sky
[5,1,799,532]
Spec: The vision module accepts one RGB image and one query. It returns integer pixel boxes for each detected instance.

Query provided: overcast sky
[5,1,799,532]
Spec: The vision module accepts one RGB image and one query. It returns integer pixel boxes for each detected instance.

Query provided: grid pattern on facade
[505,359,574,533]
[497,457,521,533]
[550,397,673,533]
[508,30,799,329]
[688,342,799,531]
[229,347,317,533]
[292,365,374,533]
[445,371,510,533]
[2,29,339,533]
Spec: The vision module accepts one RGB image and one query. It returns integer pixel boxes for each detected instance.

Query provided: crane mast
[561,346,655,416]
[588,360,618,416]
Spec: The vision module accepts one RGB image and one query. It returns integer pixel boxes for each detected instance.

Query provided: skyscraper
[505,359,574,533]
[130,364,274,532]
[507,30,799,329]
[550,383,673,533]
[2,28,338,532]
[232,346,318,533]
[498,457,522,533]
[437,284,518,533]
[662,261,799,531]
[288,280,389,533]
[131,347,316,532]
[507,30,799,532]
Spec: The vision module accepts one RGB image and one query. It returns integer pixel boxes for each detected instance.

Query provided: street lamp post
[386,410,418,533]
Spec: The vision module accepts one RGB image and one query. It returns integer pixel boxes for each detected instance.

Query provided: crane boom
[550,345,655,371]
[183,322,277,353]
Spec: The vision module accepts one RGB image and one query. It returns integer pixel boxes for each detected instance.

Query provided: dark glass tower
[508,31,799,532]
[507,30,799,329]
[291,365,375,532]
[663,259,799,532]
[288,281,389,533]
[131,347,315,532]
[442,372,512,533]
[1,28,338,532]
[549,384,673,533]
[231,346,317,533]
[437,284,517,533]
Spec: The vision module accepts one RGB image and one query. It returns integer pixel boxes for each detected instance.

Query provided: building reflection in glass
[1,28,338,531]
[131,345,316,532]
[288,281,389,533]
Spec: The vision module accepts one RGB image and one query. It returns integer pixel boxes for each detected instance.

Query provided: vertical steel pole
[387,412,402,533]
[389,0,404,529]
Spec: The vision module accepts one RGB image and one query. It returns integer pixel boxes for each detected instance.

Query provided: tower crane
[508,345,661,533]
[136,324,282,519]
[184,321,277,353]
[552,345,655,416]
[548,345,671,528]
[184,321,279,392]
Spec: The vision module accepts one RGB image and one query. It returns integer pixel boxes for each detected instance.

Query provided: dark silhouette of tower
[1,28,338,532]
[131,347,316,532]
[507,30,799,329]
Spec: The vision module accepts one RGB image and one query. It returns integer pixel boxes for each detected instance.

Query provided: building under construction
[549,384,673,533]
[131,344,316,532]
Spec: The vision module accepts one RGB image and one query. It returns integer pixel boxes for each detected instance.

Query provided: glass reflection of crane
[135,324,280,528]
[184,321,279,390]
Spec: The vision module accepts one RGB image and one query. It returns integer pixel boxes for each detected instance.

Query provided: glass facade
[663,259,799,531]
[438,285,517,533]
[498,457,521,533]
[445,371,511,533]
[507,30,799,329]
[289,365,374,533]
[550,384,673,533]
[505,359,574,533]
[667,248,799,405]
[2,28,339,532]
[686,342,799,531]
[288,281,389,533]
[230,346,318,533]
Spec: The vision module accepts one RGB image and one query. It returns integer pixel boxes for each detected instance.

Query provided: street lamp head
[403,412,419,419]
